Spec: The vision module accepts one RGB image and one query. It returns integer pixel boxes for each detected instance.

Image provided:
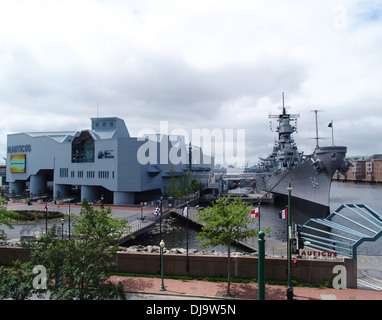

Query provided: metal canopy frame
[301,204,382,259]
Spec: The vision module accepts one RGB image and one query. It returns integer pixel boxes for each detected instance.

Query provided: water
[126,217,252,253]
[330,182,382,213]
[126,182,382,255]
[329,182,382,255]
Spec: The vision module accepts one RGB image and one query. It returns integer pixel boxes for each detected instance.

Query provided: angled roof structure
[301,204,382,258]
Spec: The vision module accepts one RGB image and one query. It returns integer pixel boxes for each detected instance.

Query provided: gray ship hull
[256,146,349,222]
[255,94,350,223]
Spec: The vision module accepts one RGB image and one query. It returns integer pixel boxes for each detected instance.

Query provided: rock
[232,252,242,257]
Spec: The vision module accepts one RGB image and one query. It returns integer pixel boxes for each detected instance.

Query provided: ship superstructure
[256,94,350,221]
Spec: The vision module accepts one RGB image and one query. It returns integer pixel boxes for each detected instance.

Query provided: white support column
[30,175,47,196]
[113,191,134,205]
[9,181,26,196]
[81,185,99,203]
[54,184,71,200]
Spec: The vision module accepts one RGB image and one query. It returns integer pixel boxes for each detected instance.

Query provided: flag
[44,204,48,212]
[251,207,259,218]
[278,208,287,219]
[328,122,333,128]
[182,206,188,217]
[153,207,160,216]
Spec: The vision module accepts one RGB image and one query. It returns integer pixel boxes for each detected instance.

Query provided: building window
[78,171,83,178]
[98,171,109,179]
[72,131,95,163]
[87,171,95,178]
[71,171,75,178]
[59,168,68,178]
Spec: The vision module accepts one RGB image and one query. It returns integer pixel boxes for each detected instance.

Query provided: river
[126,181,382,255]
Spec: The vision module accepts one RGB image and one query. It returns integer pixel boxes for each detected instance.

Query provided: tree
[0,197,13,240]
[23,198,131,300]
[0,260,38,300]
[164,165,180,198]
[165,165,203,198]
[189,177,203,194]
[196,194,269,296]
[0,198,39,300]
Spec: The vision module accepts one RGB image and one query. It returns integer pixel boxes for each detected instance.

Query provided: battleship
[255,93,351,223]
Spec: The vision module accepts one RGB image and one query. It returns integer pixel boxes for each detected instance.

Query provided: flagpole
[45,201,48,233]
[159,197,163,272]
[329,120,334,146]
[258,201,261,231]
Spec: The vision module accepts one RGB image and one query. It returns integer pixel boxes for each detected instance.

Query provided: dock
[120,195,286,255]
[170,205,282,254]
[118,209,172,244]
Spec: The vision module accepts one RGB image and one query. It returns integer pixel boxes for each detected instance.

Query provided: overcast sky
[1,0,381,166]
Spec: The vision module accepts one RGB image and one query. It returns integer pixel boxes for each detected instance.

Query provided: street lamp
[68,200,71,240]
[159,239,166,291]
[185,202,189,272]
[286,182,293,300]
[61,218,64,240]
[100,194,104,209]
[45,202,48,233]
[159,197,163,272]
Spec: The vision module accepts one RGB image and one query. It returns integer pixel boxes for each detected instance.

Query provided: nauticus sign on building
[6,117,214,205]
[7,145,32,174]
[7,144,32,153]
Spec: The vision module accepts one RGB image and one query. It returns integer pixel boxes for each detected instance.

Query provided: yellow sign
[10,154,26,173]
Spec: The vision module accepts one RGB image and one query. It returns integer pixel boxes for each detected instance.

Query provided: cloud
[0,0,381,165]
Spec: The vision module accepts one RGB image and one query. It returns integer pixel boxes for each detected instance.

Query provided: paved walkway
[109,275,382,300]
[6,203,382,300]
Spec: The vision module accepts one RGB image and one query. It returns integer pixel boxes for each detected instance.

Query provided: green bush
[7,210,64,221]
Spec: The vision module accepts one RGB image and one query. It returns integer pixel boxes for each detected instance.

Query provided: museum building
[6,117,214,205]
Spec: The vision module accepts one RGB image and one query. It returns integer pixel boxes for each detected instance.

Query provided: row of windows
[99,171,109,179]
[59,169,114,179]
[59,168,69,178]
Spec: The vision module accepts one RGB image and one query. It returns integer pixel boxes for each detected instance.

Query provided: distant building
[0,164,6,187]
[333,154,382,183]
[6,117,214,204]
[367,154,382,182]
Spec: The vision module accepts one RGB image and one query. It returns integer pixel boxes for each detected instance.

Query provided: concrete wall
[0,247,30,265]
[0,247,356,288]
[115,252,357,288]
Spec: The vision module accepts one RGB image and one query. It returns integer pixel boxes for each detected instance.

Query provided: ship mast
[282,92,286,115]
[269,92,299,133]
[312,109,323,150]
[314,110,319,149]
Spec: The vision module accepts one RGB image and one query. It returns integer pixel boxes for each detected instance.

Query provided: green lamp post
[286,182,293,300]
[258,231,265,300]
